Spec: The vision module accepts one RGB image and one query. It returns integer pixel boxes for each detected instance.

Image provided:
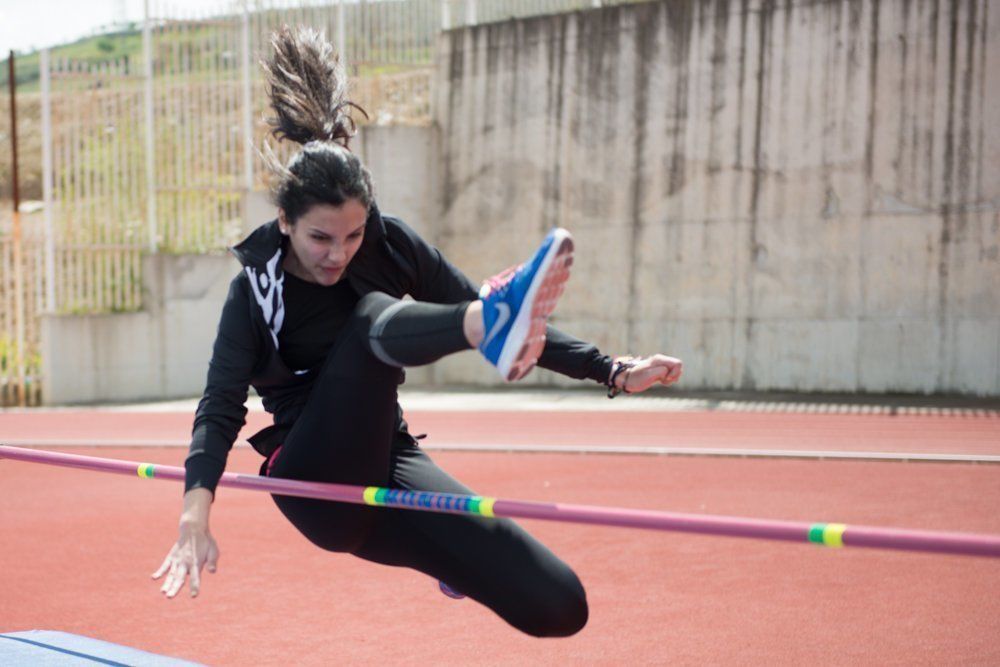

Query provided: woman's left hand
[613,354,683,394]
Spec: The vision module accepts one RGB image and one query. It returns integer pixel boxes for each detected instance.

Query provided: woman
[153,26,682,638]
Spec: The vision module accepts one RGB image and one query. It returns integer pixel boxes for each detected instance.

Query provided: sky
[0,0,227,56]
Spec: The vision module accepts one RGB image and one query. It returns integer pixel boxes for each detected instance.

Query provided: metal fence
[1,0,650,405]
[0,219,45,407]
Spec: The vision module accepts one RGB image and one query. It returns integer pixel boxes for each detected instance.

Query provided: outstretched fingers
[206,540,220,574]
[164,562,189,598]
[151,548,174,580]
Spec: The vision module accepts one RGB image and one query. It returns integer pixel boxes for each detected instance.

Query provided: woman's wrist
[181,487,214,528]
[606,356,637,398]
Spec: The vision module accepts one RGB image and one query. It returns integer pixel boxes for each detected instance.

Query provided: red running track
[1,409,999,664]
[1,409,998,455]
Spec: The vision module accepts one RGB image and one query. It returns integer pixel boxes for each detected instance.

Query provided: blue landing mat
[0,631,205,666]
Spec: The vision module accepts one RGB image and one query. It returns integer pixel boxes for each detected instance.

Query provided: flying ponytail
[262,25,367,146]
[260,26,374,223]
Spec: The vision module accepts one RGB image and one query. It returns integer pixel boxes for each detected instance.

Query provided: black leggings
[264,292,588,637]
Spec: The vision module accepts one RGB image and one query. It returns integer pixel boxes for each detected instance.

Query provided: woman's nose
[328,244,347,264]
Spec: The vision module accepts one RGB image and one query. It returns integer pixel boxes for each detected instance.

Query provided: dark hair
[261,26,373,224]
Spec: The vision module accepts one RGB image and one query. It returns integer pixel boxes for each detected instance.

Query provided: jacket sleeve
[184,274,260,497]
[388,217,614,385]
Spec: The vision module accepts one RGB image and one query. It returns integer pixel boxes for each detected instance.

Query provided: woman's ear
[277,209,289,236]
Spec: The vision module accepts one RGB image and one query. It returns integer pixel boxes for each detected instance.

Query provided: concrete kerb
[3,387,998,417]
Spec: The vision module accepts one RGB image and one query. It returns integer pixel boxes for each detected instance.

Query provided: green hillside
[1,26,143,93]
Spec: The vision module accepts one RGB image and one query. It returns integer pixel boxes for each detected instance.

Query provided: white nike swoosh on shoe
[482,302,511,350]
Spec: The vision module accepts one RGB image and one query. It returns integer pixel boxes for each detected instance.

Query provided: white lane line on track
[1,439,998,463]
[421,444,1000,464]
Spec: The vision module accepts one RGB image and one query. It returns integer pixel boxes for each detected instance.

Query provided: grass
[1,8,436,95]
[2,27,144,94]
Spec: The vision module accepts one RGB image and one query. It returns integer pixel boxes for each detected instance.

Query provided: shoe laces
[483,264,520,296]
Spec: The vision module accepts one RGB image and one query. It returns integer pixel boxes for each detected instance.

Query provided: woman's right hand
[152,522,220,598]
[153,487,219,598]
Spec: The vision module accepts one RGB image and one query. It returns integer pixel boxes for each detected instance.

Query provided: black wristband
[606,359,636,398]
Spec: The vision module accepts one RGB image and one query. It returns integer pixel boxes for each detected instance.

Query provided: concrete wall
[41,254,236,405]
[430,0,1000,394]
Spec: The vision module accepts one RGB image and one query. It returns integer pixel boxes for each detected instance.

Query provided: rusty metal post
[8,50,26,406]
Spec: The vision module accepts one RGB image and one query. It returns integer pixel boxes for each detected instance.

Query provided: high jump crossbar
[1,445,998,559]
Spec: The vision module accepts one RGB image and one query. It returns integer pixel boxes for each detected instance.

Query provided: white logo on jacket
[245,249,286,348]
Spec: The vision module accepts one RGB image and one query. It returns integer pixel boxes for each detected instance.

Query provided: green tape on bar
[808,523,827,545]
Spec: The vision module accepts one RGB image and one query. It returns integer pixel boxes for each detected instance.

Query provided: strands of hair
[258,25,375,221]
[261,25,368,147]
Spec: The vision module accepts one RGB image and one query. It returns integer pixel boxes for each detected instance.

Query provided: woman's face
[279,200,367,286]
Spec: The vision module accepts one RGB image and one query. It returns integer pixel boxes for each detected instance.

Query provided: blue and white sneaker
[478,228,574,382]
[439,580,465,600]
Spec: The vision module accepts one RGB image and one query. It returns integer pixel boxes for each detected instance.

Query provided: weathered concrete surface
[41,254,236,405]
[432,0,1000,394]
[355,124,441,241]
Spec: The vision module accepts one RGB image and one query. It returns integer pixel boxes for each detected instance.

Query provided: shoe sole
[498,229,575,382]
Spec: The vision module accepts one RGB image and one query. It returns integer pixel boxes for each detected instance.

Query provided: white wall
[41,254,236,405]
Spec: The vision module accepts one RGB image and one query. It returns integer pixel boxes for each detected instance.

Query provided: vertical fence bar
[99,62,109,311]
[192,11,206,250]
[86,62,96,311]
[144,0,158,252]
[40,49,56,314]
[110,58,122,312]
[55,59,66,312]
[241,0,254,193]
[180,19,192,250]
[72,62,83,311]
[168,10,181,251]
[126,56,140,308]
[209,13,223,247]
[337,0,346,60]
[8,50,26,406]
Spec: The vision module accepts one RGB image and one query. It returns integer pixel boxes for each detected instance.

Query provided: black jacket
[184,205,614,495]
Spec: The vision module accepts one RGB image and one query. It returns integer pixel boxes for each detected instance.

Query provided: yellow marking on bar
[137,463,154,479]
[479,497,496,517]
[363,487,380,506]
[823,523,847,548]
